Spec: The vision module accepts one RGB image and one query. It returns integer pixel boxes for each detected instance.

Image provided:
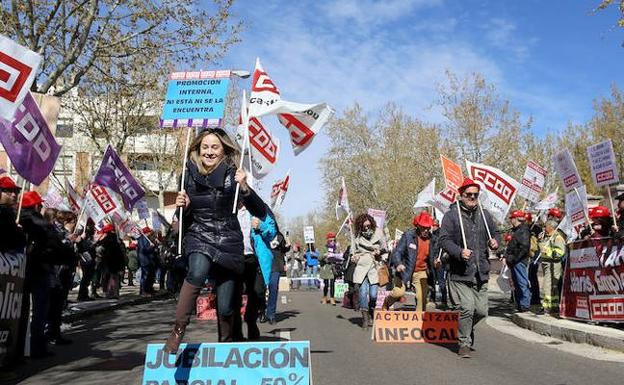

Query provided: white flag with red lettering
[236,92,280,179]
[247,58,333,155]
[335,177,351,220]
[83,183,125,225]
[270,171,290,210]
[465,160,520,223]
[65,179,83,213]
[428,186,457,215]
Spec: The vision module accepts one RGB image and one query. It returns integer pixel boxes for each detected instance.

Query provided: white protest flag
[270,171,290,210]
[565,185,589,227]
[413,178,436,209]
[43,182,69,211]
[65,179,83,213]
[465,160,520,223]
[534,191,558,211]
[335,177,351,220]
[517,161,547,203]
[83,183,125,226]
[0,35,42,120]
[553,149,582,192]
[235,93,280,179]
[248,58,334,155]
[429,187,457,215]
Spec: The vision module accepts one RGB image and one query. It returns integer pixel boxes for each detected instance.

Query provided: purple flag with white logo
[0,92,61,185]
[94,144,144,210]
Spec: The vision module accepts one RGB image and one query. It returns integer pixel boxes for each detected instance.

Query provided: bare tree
[1,0,241,95]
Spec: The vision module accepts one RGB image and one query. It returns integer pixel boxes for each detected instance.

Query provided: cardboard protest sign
[561,238,624,322]
[465,160,520,223]
[43,182,69,211]
[135,199,150,220]
[373,311,459,343]
[587,140,619,187]
[517,160,547,203]
[0,92,61,185]
[0,35,42,121]
[334,280,349,300]
[565,185,588,227]
[303,226,315,244]
[160,70,230,128]
[142,341,311,385]
[440,155,463,193]
[413,178,435,209]
[0,250,26,367]
[553,149,582,192]
[367,208,387,229]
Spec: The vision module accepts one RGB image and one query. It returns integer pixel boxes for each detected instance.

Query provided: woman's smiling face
[199,133,224,170]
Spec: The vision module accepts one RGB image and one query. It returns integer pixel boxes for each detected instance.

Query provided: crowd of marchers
[281,178,624,358]
[0,175,190,363]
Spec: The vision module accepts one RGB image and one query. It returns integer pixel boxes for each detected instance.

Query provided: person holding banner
[164,128,266,353]
[439,179,500,358]
[352,213,388,330]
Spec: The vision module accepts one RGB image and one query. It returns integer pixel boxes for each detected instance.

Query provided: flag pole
[478,200,494,240]
[15,179,27,224]
[232,91,250,214]
[606,185,618,232]
[177,126,193,256]
[455,196,468,249]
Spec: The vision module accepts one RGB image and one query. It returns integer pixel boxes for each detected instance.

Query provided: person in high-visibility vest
[538,220,566,314]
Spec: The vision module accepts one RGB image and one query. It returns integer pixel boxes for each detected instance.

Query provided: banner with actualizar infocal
[465,160,520,223]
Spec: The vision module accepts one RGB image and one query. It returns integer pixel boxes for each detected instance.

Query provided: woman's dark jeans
[186,252,238,317]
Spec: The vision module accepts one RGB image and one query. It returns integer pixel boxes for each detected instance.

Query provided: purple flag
[0,92,61,185]
[94,145,145,210]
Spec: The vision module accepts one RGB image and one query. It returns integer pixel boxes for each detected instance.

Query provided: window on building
[54,155,74,178]
[56,119,74,137]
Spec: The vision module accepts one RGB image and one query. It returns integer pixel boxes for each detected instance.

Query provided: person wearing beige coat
[351,213,388,329]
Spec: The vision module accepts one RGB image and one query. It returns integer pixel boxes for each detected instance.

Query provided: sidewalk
[489,271,624,353]
[63,282,171,323]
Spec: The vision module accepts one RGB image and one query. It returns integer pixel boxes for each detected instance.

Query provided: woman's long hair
[188,128,240,175]
[354,213,376,236]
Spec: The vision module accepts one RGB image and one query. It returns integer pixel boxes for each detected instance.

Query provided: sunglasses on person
[462,192,479,199]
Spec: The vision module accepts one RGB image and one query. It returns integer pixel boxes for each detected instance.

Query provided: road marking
[281,296,288,304]
[279,330,291,340]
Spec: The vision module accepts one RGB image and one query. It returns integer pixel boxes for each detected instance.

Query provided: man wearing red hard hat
[0,175,21,209]
[392,211,437,312]
[438,177,500,358]
[504,210,531,312]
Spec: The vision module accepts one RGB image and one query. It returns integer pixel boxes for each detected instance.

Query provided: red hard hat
[547,208,563,219]
[525,212,533,223]
[509,210,526,219]
[0,176,20,190]
[101,223,115,234]
[504,233,512,242]
[589,206,610,219]
[326,232,336,239]
[413,211,434,228]
[128,241,138,250]
[142,227,152,234]
[21,191,44,208]
[458,177,480,194]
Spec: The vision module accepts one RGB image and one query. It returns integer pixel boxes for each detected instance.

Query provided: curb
[511,313,624,353]
[62,292,171,323]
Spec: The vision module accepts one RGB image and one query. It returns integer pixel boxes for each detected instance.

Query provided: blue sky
[214,0,624,222]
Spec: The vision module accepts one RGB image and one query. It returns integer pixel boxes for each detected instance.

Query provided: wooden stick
[177,126,193,256]
[232,91,250,214]
[455,196,468,249]
[15,179,26,224]
[478,201,493,240]
[607,185,618,232]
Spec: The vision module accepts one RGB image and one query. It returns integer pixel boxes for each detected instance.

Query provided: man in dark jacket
[392,211,437,311]
[439,178,500,358]
[138,227,157,296]
[504,210,531,312]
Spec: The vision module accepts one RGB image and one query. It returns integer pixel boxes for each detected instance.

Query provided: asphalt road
[7,290,624,385]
